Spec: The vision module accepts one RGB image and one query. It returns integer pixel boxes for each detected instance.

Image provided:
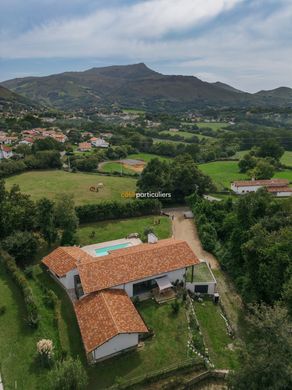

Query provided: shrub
[76,199,161,224]
[37,339,54,367]
[49,357,88,390]
[0,305,6,315]
[0,251,39,327]
[43,289,58,309]
[171,300,180,315]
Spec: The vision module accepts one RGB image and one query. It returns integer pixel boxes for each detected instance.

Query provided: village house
[42,238,204,362]
[90,137,109,148]
[231,178,292,197]
[78,142,92,152]
[0,145,13,160]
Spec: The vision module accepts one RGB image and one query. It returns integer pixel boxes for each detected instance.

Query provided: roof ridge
[100,291,120,334]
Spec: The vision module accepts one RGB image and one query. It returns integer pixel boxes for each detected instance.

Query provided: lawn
[196,122,228,131]
[100,161,135,175]
[128,153,171,163]
[199,161,247,190]
[199,161,292,191]
[0,262,85,390]
[77,216,172,246]
[194,300,239,369]
[281,151,292,167]
[88,299,192,389]
[5,170,137,205]
[153,138,186,145]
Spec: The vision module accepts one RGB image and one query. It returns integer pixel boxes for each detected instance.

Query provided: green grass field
[153,137,186,145]
[5,170,137,205]
[196,122,228,131]
[199,161,292,191]
[77,216,171,246]
[159,130,212,141]
[100,161,135,175]
[195,300,239,369]
[128,153,171,162]
[281,151,292,167]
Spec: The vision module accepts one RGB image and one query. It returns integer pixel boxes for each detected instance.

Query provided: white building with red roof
[0,145,13,159]
[231,178,291,197]
[42,237,202,362]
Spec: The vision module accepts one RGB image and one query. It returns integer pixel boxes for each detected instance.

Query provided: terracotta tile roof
[267,186,292,193]
[1,145,12,152]
[74,289,148,353]
[42,247,93,277]
[78,239,200,294]
[78,142,92,149]
[232,179,289,187]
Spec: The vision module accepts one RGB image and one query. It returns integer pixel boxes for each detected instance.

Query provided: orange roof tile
[78,239,199,294]
[267,186,292,193]
[74,289,148,352]
[42,247,93,277]
[232,179,289,187]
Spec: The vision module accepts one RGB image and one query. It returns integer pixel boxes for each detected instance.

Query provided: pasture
[196,122,228,131]
[5,170,137,205]
[199,161,292,191]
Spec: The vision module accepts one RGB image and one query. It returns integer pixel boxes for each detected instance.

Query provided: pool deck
[82,238,142,257]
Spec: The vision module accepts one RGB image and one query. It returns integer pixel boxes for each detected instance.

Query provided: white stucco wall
[113,268,186,297]
[59,268,79,289]
[275,191,292,197]
[231,184,262,194]
[92,333,138,361]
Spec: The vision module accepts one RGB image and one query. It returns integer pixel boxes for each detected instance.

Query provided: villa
[231,178,292,197]
[0,145,13,160]
[42,237,209,362]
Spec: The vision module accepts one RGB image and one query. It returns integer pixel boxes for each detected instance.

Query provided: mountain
[0,85,39,111]
[254,87,292,104]
[2,63,292,111]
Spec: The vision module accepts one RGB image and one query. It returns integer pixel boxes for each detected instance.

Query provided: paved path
[164,207,243,335]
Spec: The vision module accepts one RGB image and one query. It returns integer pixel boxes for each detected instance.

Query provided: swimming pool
[95,242,130,256]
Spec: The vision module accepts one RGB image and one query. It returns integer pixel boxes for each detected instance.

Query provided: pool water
[95,242,130,256]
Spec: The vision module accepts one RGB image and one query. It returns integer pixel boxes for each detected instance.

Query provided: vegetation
[5,170,137,205]
[77,215,171,245]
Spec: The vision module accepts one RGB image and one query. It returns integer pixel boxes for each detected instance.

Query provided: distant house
[19,137,34,145]
[51,133,67,143]
[0,145,13,160]
[231,179,291,197]
[169,128,179,132]
[78,142,92,152]
[90,137,109,148]
[100,132,113,139]
[42,238,200,362]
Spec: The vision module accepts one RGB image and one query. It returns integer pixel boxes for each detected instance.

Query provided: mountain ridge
[2,63,292,111]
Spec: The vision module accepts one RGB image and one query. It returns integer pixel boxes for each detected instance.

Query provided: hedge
[0,251,39,327]
[76,199,162,224]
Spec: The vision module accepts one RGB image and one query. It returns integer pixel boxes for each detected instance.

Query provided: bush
[0,251,39,327]
[76,199,162,224]
[49,357,88,390]
[37,339,54,367]
[43,289,58,309]
[0,305,6,315]
[171,300,180,315]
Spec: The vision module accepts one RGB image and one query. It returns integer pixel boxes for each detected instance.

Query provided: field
[199,161,292,191]
[153,137,186,145]
[77,216,171,246]
[159,130,212,141]
[99,161,136,175]
[5,170,137,205]
[196,122,228,131]
[281,151,292,167]
[128,153,171,162]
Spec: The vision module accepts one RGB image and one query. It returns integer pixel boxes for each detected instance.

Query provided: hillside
[2,63,292,111]
[0,85,39,111]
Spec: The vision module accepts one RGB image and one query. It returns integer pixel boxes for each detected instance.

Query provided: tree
[238,153,257,173]
[36,198,57,246]
[48,357,88,390]
[229,304,292,390]
[282,276,292,315]
[2,231,38,264]
[256,139,284,161]
[54,194,79,245]
[249,159,275,179]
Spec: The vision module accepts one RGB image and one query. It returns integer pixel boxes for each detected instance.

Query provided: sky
[0,0,292,92]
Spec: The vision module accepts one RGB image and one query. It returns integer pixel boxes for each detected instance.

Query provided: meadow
[5,170,137,205]
[199,161,292,191]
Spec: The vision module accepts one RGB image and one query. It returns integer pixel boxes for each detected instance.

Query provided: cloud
[1,0,292,91]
